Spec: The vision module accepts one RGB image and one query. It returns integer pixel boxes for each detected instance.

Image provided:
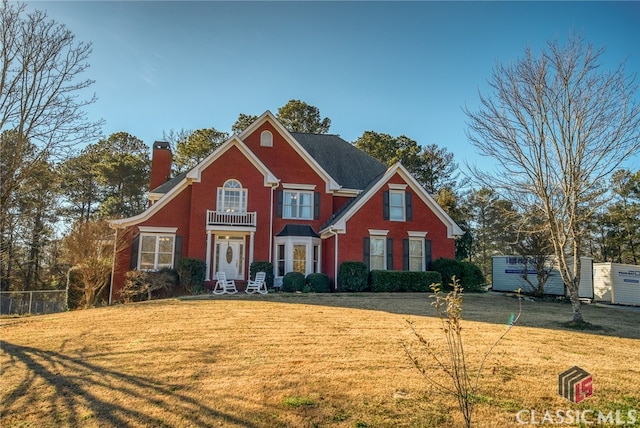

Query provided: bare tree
[0,0,102,207]
[63,220,119,308]
[465,34,640,323]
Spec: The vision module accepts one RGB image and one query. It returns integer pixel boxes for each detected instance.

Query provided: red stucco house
[108,111,463,301]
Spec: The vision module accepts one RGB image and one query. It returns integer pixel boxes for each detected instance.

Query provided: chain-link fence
[0,290,67,316]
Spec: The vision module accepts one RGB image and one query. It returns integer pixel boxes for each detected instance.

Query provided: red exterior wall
[111,186,193,300]
[337,172,455,270]
[245,123,333,236]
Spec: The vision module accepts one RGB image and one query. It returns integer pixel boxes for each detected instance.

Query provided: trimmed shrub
[431,258,463,290]
[460,261,486,292]
[177,258,206,294]
[370,270,442,292]
[306,273,331,293]
[338,261,369,292]
[250,261,274,288]
[282,271,306,292]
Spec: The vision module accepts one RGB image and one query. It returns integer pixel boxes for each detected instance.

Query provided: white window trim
[368,229,389,236]
[274,236,321,278]
[369,235,386,270]
[138,233,176,271]
[407,231,428,238]
[408,237,425,271]
[389,189,406,222]
[388,183,408,190]
[283,189,314,220]
[138,226,178,233]
[282,183,316,190]
[260,130,273,147]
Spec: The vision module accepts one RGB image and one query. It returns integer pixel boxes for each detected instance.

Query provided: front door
[216,237,245,280]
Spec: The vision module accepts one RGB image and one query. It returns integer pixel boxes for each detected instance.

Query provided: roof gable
[320,163,464,238]
[239,111,341,193]
[110,136,279,228]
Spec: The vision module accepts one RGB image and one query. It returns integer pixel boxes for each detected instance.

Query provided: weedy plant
[402,276,521,428]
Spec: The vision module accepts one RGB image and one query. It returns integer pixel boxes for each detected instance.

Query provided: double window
[139,234,175,270]
[283,190,313,219]
[277,188,320,220]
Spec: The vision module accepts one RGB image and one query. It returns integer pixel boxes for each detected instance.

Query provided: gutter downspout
[269,183,278,263]
[108,227,118,305]
[328,227,339,291]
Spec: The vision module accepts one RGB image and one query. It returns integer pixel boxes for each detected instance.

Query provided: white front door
[216,237,245,280]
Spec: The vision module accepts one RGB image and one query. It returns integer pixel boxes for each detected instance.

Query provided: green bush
[306,273,331,293]
[431,258,463,290]
[177,258,206,294]
[338,261,369,291]
[370,270,442,292]
[282,271,306,292]
[460,261,486,292]
[250,261,274,288]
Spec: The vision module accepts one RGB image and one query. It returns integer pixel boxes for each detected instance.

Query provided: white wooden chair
[212,271,238,295]
[245,272,267,294]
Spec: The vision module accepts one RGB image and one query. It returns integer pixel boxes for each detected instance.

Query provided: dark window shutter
[403,239,409,270]
[314,192,320,220]
[386,238,393,270]
[174,236,182,267]
[276,190,283,218]
[405,191,412,221]
[425,239,432,270]
[382,190,389,220]
[363,237,370,270]
[130,234,140,270]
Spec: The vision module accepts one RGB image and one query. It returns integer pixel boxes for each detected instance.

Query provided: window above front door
[217,179,247,213]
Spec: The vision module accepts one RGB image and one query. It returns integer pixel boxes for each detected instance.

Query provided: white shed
[593,263,640,306]
[491,256,593,298]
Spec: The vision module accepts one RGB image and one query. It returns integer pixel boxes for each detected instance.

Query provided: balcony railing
[207,210,256,227]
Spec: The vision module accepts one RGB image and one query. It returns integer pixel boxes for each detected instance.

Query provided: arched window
[260,130,273,147]
[217,179,247,212]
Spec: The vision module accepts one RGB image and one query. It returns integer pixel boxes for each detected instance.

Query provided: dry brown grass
[1,292,639,427]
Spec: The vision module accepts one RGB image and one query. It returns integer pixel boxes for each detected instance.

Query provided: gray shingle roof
[150,171,186,194]
[290,132,387,190]
[150,133,387,195]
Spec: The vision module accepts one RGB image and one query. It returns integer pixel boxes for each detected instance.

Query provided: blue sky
[28,1,640,176]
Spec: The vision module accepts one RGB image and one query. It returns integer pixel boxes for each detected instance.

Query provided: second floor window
[283,190,313,219]
[217,179,247,212]
[389,190,405,221]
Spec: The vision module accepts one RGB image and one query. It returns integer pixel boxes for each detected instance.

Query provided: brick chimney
[149,141,172,190]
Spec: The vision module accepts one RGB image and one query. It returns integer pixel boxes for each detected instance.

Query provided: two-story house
[108,111,463,301]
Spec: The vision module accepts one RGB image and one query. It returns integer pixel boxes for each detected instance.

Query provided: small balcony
[207,210,257,227]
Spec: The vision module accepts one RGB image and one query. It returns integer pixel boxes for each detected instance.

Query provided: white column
[249,231,255,266]
[205,232,212,281]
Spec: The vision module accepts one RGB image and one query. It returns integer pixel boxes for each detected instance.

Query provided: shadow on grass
[183,292,640,340]
[0,341,260,427]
